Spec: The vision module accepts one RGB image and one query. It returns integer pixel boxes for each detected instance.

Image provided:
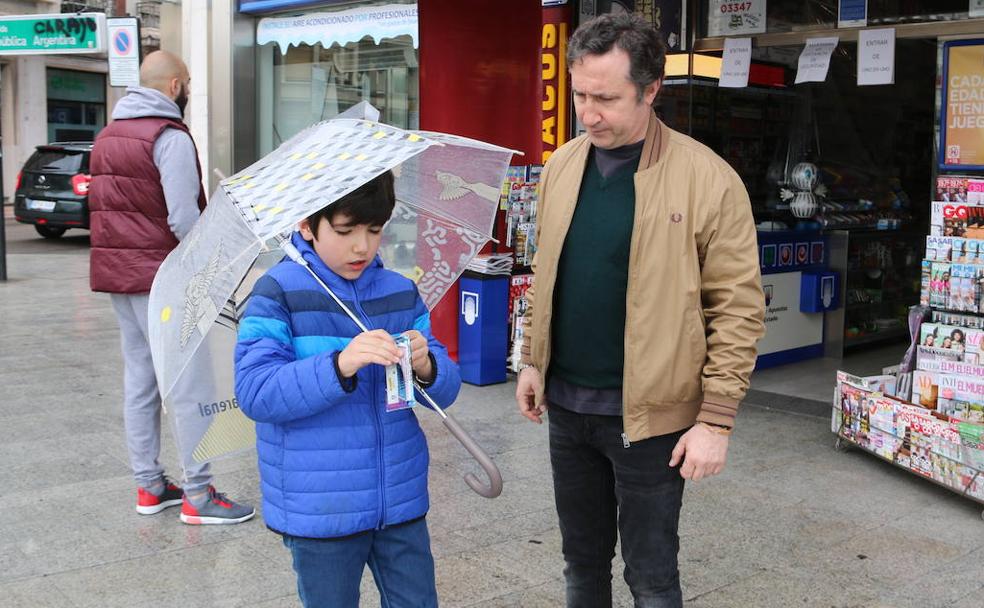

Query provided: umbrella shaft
[279,237,449,420]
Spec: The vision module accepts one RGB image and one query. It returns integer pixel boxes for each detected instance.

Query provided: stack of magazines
[465,253,513,276]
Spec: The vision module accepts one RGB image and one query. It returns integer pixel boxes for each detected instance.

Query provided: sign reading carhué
[0,13,106,55]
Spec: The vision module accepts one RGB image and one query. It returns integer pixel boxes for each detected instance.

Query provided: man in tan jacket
[515,13,765,607]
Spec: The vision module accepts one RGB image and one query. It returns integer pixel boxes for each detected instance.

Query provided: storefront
[46,67,106,142]
[234,0,553,358]
[0,9,119,202]
[580,1,984,510]
[563,2,984,368]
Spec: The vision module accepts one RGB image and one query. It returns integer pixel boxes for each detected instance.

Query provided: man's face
[570,48,659,150]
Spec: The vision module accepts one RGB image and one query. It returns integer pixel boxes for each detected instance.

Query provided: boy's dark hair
[567,13,666,101]
[306,171,396,238]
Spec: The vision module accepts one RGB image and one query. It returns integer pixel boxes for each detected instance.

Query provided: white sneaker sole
[136,498,184,515]
[180,510,255,525]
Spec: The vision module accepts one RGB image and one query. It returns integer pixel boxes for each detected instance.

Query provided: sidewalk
[1,217,982,608]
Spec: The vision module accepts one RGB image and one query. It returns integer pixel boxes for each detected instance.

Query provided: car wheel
[35,225,67,239]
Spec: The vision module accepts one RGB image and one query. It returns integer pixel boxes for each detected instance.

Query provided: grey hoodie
[112,86,201,241]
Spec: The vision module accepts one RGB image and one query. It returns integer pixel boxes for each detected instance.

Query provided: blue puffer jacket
[234,232,461,539]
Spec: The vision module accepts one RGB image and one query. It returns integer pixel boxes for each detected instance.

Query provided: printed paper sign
[857,28,894,86]
[972,1,984,18]
[838,0,867,28]
[707,1,766,37]
[719,37,752,88]
[795,37,838,84]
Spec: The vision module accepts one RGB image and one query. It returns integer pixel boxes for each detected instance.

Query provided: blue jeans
[548,405,687,608]
[282,517,438,608]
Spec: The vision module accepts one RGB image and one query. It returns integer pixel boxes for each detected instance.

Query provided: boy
[235,172,460,607]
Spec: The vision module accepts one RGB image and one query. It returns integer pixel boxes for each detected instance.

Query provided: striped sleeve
[234,273,352,424]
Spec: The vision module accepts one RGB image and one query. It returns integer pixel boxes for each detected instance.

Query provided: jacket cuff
[332,351,358,393]
[414,352,438,389]
[696,391,740,428]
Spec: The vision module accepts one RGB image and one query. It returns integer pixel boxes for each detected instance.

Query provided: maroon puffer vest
[89,117,206,294]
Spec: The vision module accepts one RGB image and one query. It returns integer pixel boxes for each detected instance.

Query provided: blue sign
[839,0,867,26]
[239,0,349,14]
[114,30,131,54]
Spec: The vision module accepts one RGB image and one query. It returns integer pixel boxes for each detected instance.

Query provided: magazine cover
[936,176,971,202]
[938,374,984,421]
[507,274,534,372]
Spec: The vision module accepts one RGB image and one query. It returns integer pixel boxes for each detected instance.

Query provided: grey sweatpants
[111,293,211,495]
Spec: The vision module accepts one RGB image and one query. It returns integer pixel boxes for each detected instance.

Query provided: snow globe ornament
[790,191,817,218]
[790,162,819,191]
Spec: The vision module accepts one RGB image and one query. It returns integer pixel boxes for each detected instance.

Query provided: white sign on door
[719,37,752,88]
[857,28,895,86]
[707,1,766,37]
[795,37,838,84]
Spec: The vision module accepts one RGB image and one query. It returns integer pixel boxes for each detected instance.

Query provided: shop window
[46,68,106,143]
[268,35,418,148]
[660,38,939,348]
[702,0,974,37]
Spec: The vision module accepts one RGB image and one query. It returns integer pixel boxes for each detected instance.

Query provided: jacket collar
[290,230,383,296]
[637,110,666,172]
[568,110,667,178]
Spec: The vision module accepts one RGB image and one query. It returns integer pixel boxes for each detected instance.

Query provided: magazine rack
[832,371,984,519]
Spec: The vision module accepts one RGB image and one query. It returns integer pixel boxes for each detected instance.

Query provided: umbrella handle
[439,411,504,499]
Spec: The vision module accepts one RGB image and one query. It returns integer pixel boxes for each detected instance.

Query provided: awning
[256,3,418,54]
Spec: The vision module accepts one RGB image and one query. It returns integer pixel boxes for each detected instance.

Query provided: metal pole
[0,135,7,282]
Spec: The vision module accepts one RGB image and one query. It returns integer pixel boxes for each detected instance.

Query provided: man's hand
[337,330,401,378]
[669,423,730,481]
[403,330,434,382]
[515,367,547,424]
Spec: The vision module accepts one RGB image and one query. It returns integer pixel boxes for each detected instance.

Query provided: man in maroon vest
[90,51,254,525]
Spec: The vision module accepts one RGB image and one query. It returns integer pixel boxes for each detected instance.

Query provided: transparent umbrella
[148,104,514,497]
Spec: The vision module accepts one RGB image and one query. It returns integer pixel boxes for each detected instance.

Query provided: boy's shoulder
[369,264,418,292]
[261,257,314,289]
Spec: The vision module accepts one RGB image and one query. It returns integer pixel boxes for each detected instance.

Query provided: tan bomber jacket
[520,111,766,441]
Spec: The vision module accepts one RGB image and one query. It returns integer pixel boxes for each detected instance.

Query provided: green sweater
[550,152,635,389]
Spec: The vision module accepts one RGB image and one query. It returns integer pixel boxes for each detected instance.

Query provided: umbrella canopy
[148,108,515,497]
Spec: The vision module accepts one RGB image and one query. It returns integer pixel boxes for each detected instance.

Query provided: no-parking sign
[107,17,140,87]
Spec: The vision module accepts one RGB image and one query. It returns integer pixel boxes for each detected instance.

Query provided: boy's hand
[337,330,401,378]
[404,330,434,382]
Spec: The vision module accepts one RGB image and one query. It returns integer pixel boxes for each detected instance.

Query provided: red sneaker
[136,477,184,515]
[180,486,255,525]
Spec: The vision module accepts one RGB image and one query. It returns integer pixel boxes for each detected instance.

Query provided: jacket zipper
[348,280,387,529]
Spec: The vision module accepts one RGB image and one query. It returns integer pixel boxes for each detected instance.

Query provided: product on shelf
[507,274,534,373]
[833,372,984,501]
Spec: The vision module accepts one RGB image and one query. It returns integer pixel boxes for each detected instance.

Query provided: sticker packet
[385,334,416,412]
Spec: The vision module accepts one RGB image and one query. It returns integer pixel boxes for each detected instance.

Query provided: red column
[418,0,545,360]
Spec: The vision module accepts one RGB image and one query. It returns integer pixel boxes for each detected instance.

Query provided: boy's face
[299,212,383,280]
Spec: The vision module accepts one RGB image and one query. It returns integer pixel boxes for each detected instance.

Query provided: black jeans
[548,405,686,608]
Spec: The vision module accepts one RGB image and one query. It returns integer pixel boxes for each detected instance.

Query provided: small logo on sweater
[670,212,683,223]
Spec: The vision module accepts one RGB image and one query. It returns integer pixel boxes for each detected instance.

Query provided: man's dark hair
[306,171,396,238]
[567,13,667,101]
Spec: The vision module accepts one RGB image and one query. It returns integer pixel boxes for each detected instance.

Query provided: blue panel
[239,0,350,15]
[800,271,840,313]
[757,230,828,276]
[458,275,508,386]
[756,344,825,370]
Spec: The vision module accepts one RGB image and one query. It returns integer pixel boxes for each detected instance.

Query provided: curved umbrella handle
[440,411,503,499]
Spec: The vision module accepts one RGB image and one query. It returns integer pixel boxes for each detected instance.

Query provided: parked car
[13,142,93,239]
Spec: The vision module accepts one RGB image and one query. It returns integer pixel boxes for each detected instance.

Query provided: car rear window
[26,150,85,173]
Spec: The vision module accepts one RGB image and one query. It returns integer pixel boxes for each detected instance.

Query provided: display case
[842,231,922,349]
